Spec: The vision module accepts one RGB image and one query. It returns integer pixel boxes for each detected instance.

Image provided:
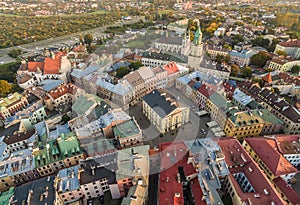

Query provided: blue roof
[71,65,100,79]
[177,76,191,85]
[228,80,237,88]
[193,82,202,90]
[229,50,256,58]
[109,61,131,71]
[41,80,64,92]
[96,79,133,96]
[233,89,253,106]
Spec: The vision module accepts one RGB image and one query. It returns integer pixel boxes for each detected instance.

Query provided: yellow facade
[224,119,264,141]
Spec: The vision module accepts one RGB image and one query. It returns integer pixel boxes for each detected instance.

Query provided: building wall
[284,154,300,167]
[81,178,109,201]
[224,119,264,140]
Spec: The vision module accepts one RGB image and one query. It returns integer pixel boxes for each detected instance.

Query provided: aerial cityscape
[0,0,300,205]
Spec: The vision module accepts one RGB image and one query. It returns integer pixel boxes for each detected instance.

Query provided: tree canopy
[250,52,271,68]
[0,80,12,97]
[230,64,240,77]
[116,66,130,78]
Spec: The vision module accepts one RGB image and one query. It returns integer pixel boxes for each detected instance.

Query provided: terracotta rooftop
[47,83,77,100]
[272,135,300,155]
[197,84,215,98]
[262,73,272,83]
[273,177,300,205]
[163,62,179,75]
[72,44,86,52]
[28,62,44,73]
[27,52,65,75]
[218,138,285,205]
[279,39,300,48]
[245,138,299,177]
[159,142,206,205]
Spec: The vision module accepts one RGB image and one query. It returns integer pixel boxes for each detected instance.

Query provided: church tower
[188,19,203,70]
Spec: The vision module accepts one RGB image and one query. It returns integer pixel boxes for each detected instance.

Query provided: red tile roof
[27,52,65,74]
[218,138,285,205]
[245,138,299,177]
[163,62,179,75]
[198,84,215,98]
[72,44,86,52]
[262,73,272,83]
[279,39,300,48]
[159,142,206,205]
[44,56,61,74]
[47,83,77,100]
[28,62,44,72]
[273,177,300,205]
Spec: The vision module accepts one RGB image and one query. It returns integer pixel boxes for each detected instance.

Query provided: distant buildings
[142,89,190,133]
[229,50,257,67]
[275,39,300,59]
[268,56,300,73]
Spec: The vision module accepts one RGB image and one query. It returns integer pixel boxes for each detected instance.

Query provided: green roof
[209,92,227,108]
[0,187,14,205]
[253,109,284,125]
[0,92,23,111]
[228,109,263,127]
[72,93,103,116]
[34,132,82,167]
[113,119,140,138]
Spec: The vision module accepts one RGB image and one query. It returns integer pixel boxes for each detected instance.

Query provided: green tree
[216,54,224,63]
[250,52,271,67]
[129,61,143,70]
[276,50,287,56]
[0,80,12,97]
[241,66,252,78]
[79,35,84,44]
[116,66,130,78]
[291,65,300,74]
[230,64,240,77]
[267,38,279,52]
[84,33,93,46]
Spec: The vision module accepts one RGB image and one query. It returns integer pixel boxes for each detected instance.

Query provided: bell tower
[188,19,203,70]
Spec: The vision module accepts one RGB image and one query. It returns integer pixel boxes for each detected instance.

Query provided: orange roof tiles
[72,44,86,52]
[245,138,299,177]
[44,57,61,74]
[27,52,65,74]
[163,62,179,75]
[262,73,272,83]
[47,83,77,100]
[28,62,44,72]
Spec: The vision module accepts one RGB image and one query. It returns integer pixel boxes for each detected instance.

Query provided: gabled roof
[197,84,215,98]
[163,62,179,75]
[245,138,298,177]
[28,62,44,72]
[262,73,272,83]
